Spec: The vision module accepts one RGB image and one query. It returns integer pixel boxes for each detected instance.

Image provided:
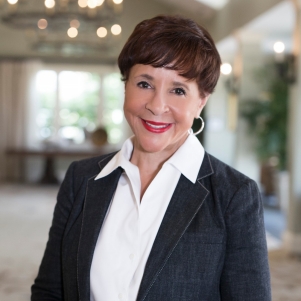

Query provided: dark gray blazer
[31,152,271,301]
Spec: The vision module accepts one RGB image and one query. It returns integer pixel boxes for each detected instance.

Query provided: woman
[32,15,271,301]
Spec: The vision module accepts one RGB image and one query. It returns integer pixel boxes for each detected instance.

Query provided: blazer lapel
[77,158,123,301]
[137,153,214,301]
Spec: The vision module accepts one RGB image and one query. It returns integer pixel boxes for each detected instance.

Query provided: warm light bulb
[111,24,121,35]
[220,63,232,75]
[70,19,80,28]
[37,19,48,29]
[78,0,87,8]
[97,27,107,38]
[96,0,104,6]
[273,41,285,54]
[87,0,97,8]
[45,0,55,9]
[113,0,123,4]
[7,0,18,4]
[67,27,78,38]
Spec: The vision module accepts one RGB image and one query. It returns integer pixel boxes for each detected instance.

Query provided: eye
[173,88,186,96]
[137,81,151,89]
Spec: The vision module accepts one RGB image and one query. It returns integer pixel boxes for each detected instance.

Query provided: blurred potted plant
[240,60,289,209]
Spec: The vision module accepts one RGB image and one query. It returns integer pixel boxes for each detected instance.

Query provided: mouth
[141,119,172,133]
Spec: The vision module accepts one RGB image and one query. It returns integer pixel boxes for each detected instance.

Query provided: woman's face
[124,64,208,156]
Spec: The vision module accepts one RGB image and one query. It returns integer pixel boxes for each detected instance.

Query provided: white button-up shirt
[90,133,205,301]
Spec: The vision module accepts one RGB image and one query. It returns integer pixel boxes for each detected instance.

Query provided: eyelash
[137,81,151,89]
[173,88,186,96]
[137,81,186,96]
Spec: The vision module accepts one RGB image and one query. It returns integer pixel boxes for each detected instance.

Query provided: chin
[134,136,169,154]
[135,133,187,155]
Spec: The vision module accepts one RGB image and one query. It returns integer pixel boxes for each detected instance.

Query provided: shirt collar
[95,133,204,184]
[95,137,134,180]
[164,134,204,183]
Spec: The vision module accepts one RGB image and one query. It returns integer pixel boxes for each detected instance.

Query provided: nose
[145,90,169,116]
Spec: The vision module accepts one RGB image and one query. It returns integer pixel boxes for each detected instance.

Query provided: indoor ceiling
[217,0,294,57]
[0,0,215,63]
[0,0,292,64]
[195,0,229,10]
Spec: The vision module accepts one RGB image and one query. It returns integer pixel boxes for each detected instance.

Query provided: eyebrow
[172,81,190,91]
[136,74,153,80]
[136,74,190,91]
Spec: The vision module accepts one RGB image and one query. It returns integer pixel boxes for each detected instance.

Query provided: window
[35,68,125,145]
[102,73,124,144]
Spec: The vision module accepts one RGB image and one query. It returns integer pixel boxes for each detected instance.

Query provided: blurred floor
[269,249,301,301]
[0,184,300,301]
[0,184,57,301]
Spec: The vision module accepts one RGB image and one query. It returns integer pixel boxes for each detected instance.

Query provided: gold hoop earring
[192,116,205,135]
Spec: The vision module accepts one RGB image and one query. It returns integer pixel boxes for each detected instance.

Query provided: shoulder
[206,153,252,184]
[204,152,259,205]
[68,151,119,179]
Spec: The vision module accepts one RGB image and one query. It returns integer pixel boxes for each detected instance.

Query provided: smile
[141,119,172,133]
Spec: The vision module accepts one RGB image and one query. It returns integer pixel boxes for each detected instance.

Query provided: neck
[130,142,179,201]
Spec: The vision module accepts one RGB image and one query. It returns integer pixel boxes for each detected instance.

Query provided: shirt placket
[121,165,142,301]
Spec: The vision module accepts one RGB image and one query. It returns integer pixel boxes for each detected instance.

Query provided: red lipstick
[141,119,172,133]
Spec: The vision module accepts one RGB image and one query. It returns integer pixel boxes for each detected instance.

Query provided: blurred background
[0,0,300,300]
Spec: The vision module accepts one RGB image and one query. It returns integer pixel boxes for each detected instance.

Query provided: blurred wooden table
[5,146,116,184]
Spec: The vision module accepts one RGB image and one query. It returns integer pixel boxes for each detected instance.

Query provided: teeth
[145,121,169,129]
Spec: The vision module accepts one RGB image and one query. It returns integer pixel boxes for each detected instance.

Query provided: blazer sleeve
[31,161,77,301]
[220,179,271,301]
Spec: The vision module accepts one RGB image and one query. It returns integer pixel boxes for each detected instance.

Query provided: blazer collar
[137,153,214,301]
[197,152,214,180]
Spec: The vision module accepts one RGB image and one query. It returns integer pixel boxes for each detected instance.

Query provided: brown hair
[118,15,221,97]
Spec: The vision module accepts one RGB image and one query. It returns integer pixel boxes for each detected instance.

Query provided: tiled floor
[0,184,300,301]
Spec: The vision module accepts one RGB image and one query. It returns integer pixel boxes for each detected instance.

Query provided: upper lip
[142,119,171,125]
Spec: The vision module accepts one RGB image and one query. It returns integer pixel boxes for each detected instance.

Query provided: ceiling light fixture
[97,27,107,38]
[273,41,285,54]
[111,24,121,35]
[0,0,124,56]
[220,63,232,75]
[37,19,48,30]
[67,27,78,38]
[44,0,56,9]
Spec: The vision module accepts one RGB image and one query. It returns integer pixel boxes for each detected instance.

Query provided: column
[283,0,301,255]
[233,31,265,183]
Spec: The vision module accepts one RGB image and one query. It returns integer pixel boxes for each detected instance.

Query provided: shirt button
[118,293,124,300]
[129,253,134,260]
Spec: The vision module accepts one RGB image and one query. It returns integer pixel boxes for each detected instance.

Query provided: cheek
[171,103,199,125]
[123,101,134,127]
[123,94,143,128]
[123,106,137,134]
[123,93,136,114]
[124,88,144,112]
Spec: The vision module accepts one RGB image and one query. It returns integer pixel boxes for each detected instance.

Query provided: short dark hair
[118,15,221,97]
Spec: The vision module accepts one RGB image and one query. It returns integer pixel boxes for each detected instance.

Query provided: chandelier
[0,0,124,56]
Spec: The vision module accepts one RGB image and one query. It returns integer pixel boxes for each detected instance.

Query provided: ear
[195,94,210,118]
